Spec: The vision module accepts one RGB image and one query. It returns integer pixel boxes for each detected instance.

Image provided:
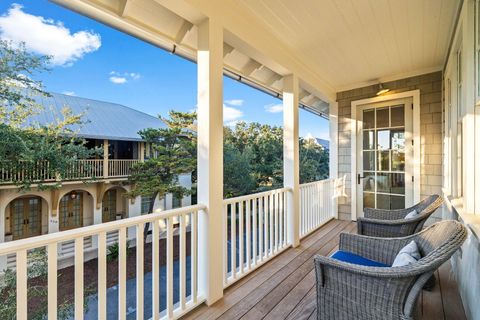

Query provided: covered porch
[3,0,479,319]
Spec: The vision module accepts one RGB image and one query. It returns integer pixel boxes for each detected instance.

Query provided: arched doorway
[59,190,94,231]
[6,196,46,241]
[102,187,128,223]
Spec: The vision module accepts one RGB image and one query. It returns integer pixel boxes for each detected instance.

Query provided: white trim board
[350,90,421,221]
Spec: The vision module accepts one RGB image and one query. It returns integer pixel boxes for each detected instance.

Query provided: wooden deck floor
[183,219,466,320]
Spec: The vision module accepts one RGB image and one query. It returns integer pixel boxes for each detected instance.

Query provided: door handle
[357,174,365,185]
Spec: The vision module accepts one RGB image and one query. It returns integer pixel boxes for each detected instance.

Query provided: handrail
[0,204,206,256]
[223,187,291,205]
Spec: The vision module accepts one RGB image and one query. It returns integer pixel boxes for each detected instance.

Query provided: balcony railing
[0,204,205,319]
[0,179,337,319]
[299,178,337,238]
[0,159,140,184]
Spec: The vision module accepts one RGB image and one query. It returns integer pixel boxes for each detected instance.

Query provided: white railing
[0,159,142,184]
[299,178,337,239]
[108,159,140,177]
[0,160,55,183]
[63,159,104,180]
[223,187,291,287]
[0,204,205,320]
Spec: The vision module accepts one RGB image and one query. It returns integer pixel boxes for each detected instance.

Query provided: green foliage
[0,248,92,320]
[224,121,329,197]
[127,111,197,213]
[0,40,101,190]
[300,137,329,183]
[107,240,131,262]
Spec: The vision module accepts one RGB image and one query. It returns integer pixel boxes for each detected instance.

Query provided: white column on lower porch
[283,74,300,248]
[197,17,224,305]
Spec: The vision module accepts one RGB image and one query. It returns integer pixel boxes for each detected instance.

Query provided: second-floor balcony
[0,159,140,184]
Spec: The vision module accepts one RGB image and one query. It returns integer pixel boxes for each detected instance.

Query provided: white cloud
[109,71,141,84]
[264,103,283,113]
[223,104,243,123]
[109,76,127,84]
[225,99,244,106]
[62,91,76,96]
[0,4,101,66]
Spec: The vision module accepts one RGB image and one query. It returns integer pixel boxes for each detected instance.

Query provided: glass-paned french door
[10,197,42,240]
[356,98,414,213]
[59,192,83,231]
[102,189,117,222]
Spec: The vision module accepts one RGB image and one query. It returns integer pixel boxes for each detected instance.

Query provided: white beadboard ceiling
[239,0,460,91]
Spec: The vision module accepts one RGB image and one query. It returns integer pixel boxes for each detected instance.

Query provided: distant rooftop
[315,138,329,150]
[28,92,165,142]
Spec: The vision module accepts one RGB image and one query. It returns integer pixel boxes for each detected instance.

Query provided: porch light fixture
[376,83,390,95]
[70,191,77,200]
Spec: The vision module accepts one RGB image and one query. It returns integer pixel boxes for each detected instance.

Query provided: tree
[0,40,100,190]
[224,143,255,197]
[300,137,329,183]
[126,111,196,237]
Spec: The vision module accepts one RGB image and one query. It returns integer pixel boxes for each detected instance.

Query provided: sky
[0,1,329,140]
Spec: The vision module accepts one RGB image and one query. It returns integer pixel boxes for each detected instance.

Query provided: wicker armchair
[357,194,443,237]
[314,220,467,320]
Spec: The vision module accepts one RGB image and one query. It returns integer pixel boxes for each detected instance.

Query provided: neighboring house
[315,138,329,150]
[0,93,192,269]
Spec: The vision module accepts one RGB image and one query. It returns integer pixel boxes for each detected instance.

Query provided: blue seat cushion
[330,250,389,267]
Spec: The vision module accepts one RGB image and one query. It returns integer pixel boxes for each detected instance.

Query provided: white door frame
[350,90,421,221]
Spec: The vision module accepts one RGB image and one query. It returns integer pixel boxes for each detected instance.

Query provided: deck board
[182,220,466,320]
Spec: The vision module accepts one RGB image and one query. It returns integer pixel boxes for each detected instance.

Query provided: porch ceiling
[239,0,461,91]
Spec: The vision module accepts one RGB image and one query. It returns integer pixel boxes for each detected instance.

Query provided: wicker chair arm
[314,255,432,284]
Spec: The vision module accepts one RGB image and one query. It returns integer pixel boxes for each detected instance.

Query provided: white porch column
[197,18,224,305]
[283,74,300,248]
[329,101,339,219]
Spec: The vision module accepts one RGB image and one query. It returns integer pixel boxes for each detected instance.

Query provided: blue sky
[0,0,329,139]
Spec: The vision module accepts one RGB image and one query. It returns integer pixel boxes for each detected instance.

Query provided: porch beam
[197,17,224,305]
[283,74,300,247]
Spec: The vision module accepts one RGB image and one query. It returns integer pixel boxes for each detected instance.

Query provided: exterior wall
[336,71,443,221]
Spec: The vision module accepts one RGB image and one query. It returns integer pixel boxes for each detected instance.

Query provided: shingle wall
[336,72,443,220]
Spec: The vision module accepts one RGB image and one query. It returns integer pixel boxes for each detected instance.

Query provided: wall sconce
[376,83,390,95]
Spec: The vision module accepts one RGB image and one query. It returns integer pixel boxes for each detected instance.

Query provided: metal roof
[28,92,165,142]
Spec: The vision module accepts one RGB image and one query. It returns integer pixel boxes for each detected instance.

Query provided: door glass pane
[363,151,375,171]
[363,109,375,129]
[376,107,389,128]
[28,198,41,236]
[391,151,405,171]
[363,130,375,149]
[391,130,405,150]
[12,200,24,239]
[391,105,405,127]
[378,151,390,171]
[378,194,405,210]
[363,193,375,208]
[377,173,405,194]
[361,103,407,210]
[377,130,390,150]
[363,173,375,191]
[390,173,405,194]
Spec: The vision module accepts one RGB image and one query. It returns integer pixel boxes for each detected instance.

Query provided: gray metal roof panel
[27,92,165,141]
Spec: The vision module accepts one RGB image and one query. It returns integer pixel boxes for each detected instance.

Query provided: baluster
[74,238,84,319]
[136,223,144,320]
